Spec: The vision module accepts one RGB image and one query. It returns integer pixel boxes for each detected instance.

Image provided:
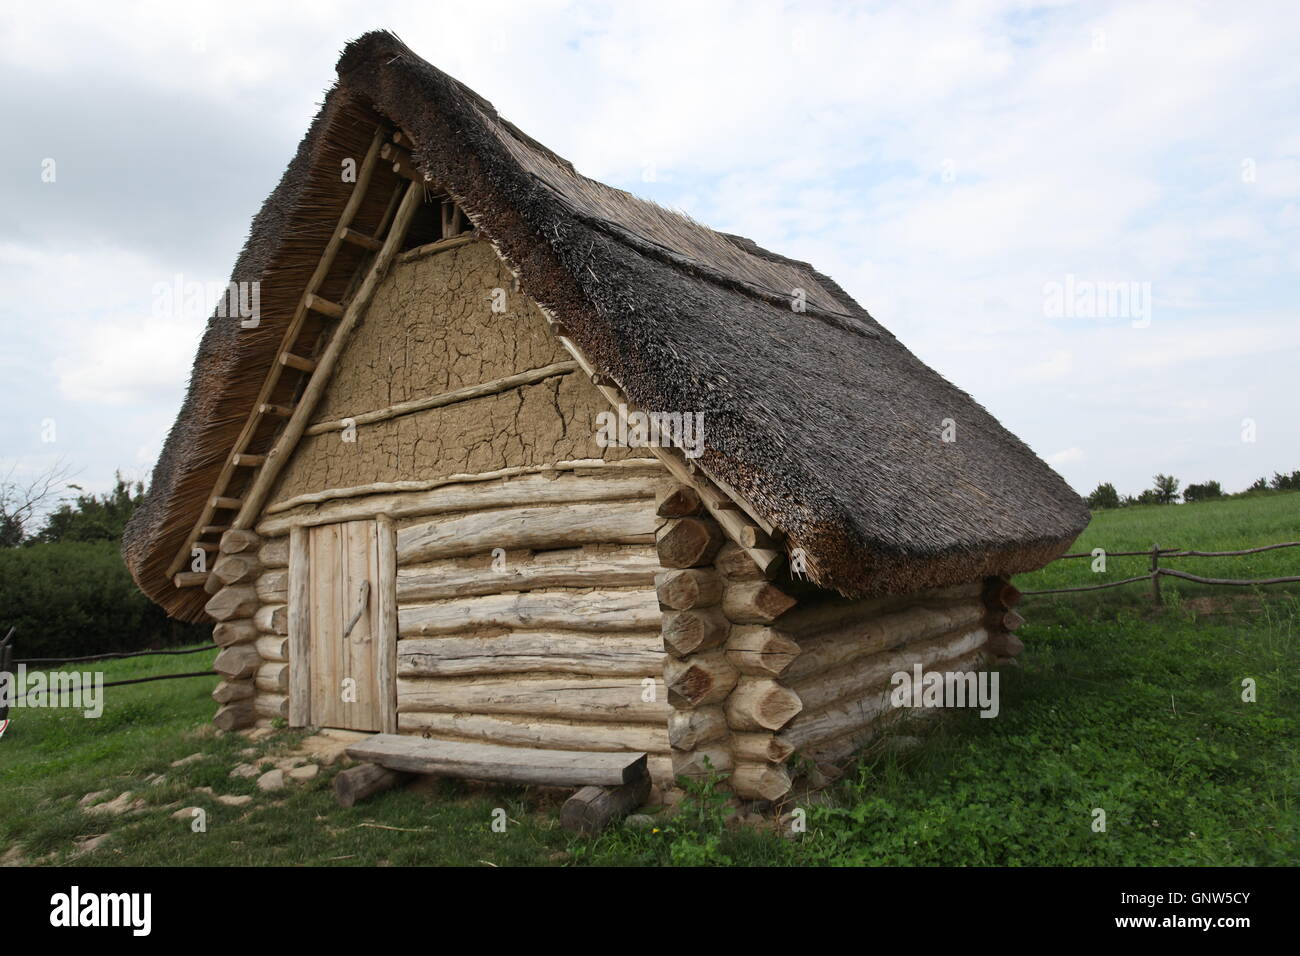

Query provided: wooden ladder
[171,127,424,588]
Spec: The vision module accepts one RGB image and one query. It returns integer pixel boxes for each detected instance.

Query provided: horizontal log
[346,734,649,787]
[397,633,663,678]
[1002,609,1025,632]
[396,547,658,601]
[204,586,259,622]
[725,677,803,731]
[255,662,288,693]
[258,537,289,568]
[255,603,289,636]
[778,686,894,751]
[172,571,208,588]
[211,680,253,704]
[399,590,660,636]
[714,542,766,581]
[730,763,793,801]
[255,635,288,662]
[732,732,795,764]
[254,693,289,720]
[212,552,261,587]
[671,746,734,780]
[660,607,729,658]
[666,706,728,750]
[725,626,800,677]
[397,712,671,754]
[722,581,797,624]
[396,676,668,723]
[212,619,257,647]
[655,483,703,518]
[213,701,254,731]
[219,529,261,555]
[656,516,724,569]
[264,459,665,516]
[213,644,261,679]
[987,630,1025,658]
[777,582,983,636]
[397,501,659,564]
[782,602,985,683]
[663,651,738,707]
[260,472,659,535]
[794,649,986,766]
[256,569,288,604]
[656,569,723,610]
[789,628,988,714]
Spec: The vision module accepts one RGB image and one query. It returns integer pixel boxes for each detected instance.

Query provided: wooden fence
[1020,541,1300,601]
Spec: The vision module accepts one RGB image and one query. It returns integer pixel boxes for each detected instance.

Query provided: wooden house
[123,32,1089,811]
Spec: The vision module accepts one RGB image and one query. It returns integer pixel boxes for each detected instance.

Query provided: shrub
[1087,482,1120,510]
[1184,480,1223,503]
[0,541,208,659]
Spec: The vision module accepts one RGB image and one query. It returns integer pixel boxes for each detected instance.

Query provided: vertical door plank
[376,516,398,733]
[288,527,311,727]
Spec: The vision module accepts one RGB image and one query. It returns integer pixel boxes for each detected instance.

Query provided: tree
[1152,474,1180,505]
[1269,470,1300,492]
[1184,480,1223,503]
[34,473,145,544]
[1247,477,1269,493]
[1086,482,1120,510]
[0,459,75,546]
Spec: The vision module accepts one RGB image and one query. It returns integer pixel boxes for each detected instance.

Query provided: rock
[145,773,167,786]
[287,764,319,782]
[171,806,202,820]
[275,756,307,771]
[78,790,112,807]
[624,814,656,829]
[2,846,26,867]
[216,794,253,807]
[72,833,110,857]
[256,769,285,792]
[238,747,258,757]
[246,727,274,741]
[170,753,206,768]
[85,792,146,816]
[193,786,215,796]
[229,763,260,779]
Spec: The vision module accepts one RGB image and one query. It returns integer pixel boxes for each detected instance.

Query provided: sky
[2,0,1298,519]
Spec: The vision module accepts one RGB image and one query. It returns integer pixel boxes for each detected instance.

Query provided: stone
[287,764,319,782]
[171,806,202,820]
[229,763,260,779]
[257,769,285,792]
[170,753,206,768]
[217,794,254,807]
[85,792,145,816]
[78,790,112,807]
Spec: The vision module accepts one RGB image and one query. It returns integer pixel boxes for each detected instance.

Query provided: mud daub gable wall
[269,240,645,505]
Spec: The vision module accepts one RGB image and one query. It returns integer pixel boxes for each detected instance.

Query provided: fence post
[1150,545,1163,605]
[0,627,14,726]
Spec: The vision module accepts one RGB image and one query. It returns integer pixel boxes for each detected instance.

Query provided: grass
[2,494,1297,866]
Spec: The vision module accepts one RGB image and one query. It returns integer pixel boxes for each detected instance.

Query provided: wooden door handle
[342,580,371,641]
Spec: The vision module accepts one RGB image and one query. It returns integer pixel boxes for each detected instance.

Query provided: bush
[0,541,208,659]
[1087,482,1120,510]
[1184,480,1224,503]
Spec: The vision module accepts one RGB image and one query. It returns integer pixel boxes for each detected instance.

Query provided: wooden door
[288,518,397,732]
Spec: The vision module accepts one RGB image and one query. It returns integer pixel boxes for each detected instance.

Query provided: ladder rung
[231,453,266,467]
[338,227,383,251]
[211,497,243,510]
[200,525,229,536]
[279,352,318,373]
[173,572,209,588]
[259,403,294,418]
[305,293,344,319]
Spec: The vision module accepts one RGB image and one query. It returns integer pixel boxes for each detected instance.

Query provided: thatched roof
[124,30,1088,620]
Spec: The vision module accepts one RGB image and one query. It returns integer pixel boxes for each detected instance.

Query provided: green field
[2,494,1297,866]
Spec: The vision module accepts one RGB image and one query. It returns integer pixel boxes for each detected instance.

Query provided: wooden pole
[1150,544,1163,605]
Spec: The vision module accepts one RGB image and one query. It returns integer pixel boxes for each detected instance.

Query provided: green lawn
[2,494,1297,866]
